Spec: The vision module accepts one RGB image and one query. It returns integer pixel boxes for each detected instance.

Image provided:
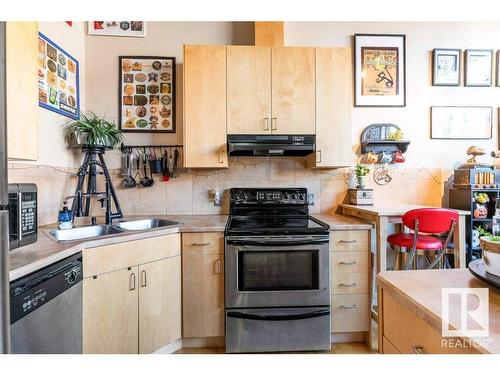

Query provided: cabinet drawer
[331,294,370,333]
[331,251,369,273]
[83,234,180,277]
[332,272,369,295]
[182,232,224,255]
[331,230,369,252]
[382,290,479,354]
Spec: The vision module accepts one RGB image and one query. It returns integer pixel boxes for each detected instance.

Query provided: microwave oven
[8,183,38,250]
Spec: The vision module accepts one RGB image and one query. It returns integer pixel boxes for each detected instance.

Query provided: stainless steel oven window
[238,250,319,291]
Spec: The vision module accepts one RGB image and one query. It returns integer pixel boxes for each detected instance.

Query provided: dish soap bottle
[492,201,500,236]
[58,201,73,230]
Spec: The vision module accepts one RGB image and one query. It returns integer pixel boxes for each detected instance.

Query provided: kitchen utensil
[162,148,170,182]
[363,151,378,164]
[393,150,405,163]
[172,148,180,178]
[168,150,174,177]
[149,148,163,174]
[140,150,154,187]
[123,152,136,188]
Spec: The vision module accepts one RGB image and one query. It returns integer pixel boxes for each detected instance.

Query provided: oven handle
[226,238,329,247]
[227,309,330,321]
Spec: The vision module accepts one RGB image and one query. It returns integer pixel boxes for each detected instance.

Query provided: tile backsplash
[8,157,445,226]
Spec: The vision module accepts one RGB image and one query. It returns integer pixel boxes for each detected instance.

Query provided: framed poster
[354,34,406,107]
[432,48,461,86]
[88,21,146,37]
[37,33,80,120]
[464,49,493,87]
[431,106,492,139]
[119,56,175,133]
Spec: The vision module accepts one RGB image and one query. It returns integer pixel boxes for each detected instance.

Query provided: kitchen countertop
[9,213,371,282]
[377,269,500,354]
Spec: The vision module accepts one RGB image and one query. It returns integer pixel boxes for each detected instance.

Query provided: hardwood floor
[175,320,378,354]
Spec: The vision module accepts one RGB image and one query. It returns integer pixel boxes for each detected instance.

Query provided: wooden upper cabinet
[6,22,39,161]
[139,256,181,354]
[307,48,352,168]
[183,45,228,168]
[227,46,272,134]
[271,47,315,135]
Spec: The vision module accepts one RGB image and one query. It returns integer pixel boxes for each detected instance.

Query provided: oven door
[225,235,330,308]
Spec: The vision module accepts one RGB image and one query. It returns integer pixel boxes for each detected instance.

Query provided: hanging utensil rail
[120,144,183,153]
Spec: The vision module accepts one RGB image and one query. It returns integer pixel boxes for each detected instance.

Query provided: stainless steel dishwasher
[10,252,82,354]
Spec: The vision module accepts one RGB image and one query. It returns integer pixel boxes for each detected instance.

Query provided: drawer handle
[141,270,147,288]
[129,272,136,291]
[339,304,358,309]
[191,242,210,246]
[339,261,357,265]
[412,345,425,354]
[339,282,358,287]
[339,240,357,244]
[271,117,277,131]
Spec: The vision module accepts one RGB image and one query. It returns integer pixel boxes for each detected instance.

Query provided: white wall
[37,22,86,167]
[285,22,500,169]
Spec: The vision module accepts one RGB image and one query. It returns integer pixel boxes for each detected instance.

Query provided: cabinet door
[182,233,225,338]
[308,48,352,168]
[271,47,315,134]
[139,256,181,354]
[183,45,227,168]
[83,267,139,354]
[6,22,38,160]
[227,46,272,134]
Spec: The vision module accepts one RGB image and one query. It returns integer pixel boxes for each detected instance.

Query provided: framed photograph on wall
[354,34,406,107]
[431,106,492,139]
[88,21,146,37]
[119,56,176,133]
[464,49,493,87]
[432,48,461,86]
[38,32,80,120]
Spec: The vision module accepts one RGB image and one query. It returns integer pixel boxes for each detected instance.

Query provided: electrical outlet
[308,193,315,206]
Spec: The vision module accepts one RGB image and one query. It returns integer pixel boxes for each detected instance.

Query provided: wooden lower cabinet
[139,256,182,354]
[82,234,182,354]
[83,267,139,354]
[182,232,225,338]
[379,288,480,354]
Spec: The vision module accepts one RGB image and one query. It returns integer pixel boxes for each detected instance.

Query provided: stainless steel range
[224,188,331,353]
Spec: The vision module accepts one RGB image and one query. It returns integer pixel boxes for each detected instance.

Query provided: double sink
[48,218,179,242]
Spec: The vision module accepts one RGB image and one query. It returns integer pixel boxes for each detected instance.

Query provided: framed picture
[431,106,492,139]
[464,49,493,87]
[354,34,406,107]
[38,33,80,120]
[119,56,175,133]
[432,48,461,86]
[88,21,146,37]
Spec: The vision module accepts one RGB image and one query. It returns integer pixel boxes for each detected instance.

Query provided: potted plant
[354,163,370,189]
[64,112,124,150]
[476,226,500,277]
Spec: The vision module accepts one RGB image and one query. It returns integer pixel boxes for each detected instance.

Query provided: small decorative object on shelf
[360,123,410,164]
[453,146,500,189]
[373,164,393,186]
[491,150,500,169]
[349,164,373,205]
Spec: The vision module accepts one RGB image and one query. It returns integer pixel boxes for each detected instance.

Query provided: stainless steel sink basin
[48,225,124,242]
[114,218,178,231]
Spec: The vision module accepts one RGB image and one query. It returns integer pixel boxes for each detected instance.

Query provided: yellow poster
[361,47,399,96]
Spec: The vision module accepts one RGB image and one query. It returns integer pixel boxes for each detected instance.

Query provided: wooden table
[339,204,470,274]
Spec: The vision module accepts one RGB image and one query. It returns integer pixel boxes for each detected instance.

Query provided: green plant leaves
[65,112,123,149]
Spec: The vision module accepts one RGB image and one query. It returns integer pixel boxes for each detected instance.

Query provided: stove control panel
[230,188,308,205]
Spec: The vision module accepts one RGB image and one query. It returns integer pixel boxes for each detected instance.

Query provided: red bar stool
[387,208,458,270]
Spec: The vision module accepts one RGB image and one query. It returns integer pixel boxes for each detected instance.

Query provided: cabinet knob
[339,304,358,309]
[339,282,357,287]
[339,260,357,265]
[339,239,357,244]
[191,242,210,247]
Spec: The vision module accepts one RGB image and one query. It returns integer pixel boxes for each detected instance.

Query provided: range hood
[227,135,315,157]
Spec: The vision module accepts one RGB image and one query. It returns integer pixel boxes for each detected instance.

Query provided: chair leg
[405,248,417,270]
[426,249,445,269]
[394,248,401,271]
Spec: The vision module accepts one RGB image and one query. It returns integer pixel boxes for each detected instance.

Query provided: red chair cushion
[402,208,459,233]
[387,233,442,251]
